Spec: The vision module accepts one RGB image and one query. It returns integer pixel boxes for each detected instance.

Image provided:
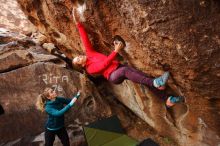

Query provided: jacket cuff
[77,22,82,28]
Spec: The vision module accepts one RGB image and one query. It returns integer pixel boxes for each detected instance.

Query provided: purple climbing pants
[108,65,167,99]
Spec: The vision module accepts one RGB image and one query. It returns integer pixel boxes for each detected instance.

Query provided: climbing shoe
[153,71,170,90]
[166,96,185,107]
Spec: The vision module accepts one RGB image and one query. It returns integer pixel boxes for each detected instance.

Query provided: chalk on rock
[76,2,86,22]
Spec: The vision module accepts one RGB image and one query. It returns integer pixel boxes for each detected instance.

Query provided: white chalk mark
[40,74,69,93]
[62,76,68,82]
[42,74,48,84]
[53,76,60,84]
[77,2,86,22]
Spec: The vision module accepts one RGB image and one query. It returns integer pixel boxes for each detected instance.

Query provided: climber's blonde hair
[36,87,52,112]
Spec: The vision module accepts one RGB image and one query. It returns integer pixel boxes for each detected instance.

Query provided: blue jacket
[45,97,72,131]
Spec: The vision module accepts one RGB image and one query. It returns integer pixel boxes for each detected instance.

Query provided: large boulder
[14,0,220,145]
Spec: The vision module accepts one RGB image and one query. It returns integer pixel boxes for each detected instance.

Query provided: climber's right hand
[114,41,124,52]
[69,97,77,106]
[75,90,81,99]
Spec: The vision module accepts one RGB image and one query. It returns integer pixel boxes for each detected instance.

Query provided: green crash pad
[84,127,138,146]
[85,115,124,134]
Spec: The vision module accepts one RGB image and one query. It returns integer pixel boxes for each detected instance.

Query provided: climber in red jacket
[72,8,184,107]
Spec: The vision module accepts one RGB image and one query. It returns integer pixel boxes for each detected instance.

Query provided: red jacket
[77,23,119,79]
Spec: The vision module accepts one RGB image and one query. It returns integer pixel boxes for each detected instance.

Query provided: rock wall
[14,0,220,146]
[0,0,35,33]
